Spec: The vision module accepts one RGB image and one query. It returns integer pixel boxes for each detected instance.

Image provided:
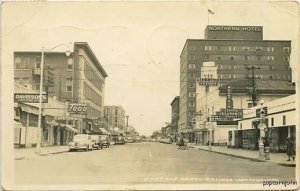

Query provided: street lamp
[35,43,72,154]
[258,99,265,159]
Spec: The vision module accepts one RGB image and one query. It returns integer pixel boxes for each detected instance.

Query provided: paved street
[15,142,295,185]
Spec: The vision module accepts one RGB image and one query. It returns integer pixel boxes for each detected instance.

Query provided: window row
[84,61,104,91]
[205,55,277,61]
[83,82,102,107]
[203,46,290,52]
[15,56,73,70]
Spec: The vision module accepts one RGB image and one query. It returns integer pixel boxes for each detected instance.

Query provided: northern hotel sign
[208,26,262,32]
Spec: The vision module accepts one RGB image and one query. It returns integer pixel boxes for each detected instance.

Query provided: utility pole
[247,66,261,107]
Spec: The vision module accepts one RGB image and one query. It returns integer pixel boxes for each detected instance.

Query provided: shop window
[15,57,21,69]
[43,127,49,141]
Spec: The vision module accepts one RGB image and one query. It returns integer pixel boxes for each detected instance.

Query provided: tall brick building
[179,25,292,141]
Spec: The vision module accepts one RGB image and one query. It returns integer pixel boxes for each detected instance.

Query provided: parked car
[69,134,93,151]
[115,136,125,145]
[91,135,103,150]
[126,137,134,143]
[100,135,110,148]
[135,137,142,143]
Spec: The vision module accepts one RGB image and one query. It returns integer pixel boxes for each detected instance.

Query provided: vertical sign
[226,86,233,109]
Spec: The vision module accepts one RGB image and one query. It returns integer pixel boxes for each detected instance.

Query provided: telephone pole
[247,66,261,107]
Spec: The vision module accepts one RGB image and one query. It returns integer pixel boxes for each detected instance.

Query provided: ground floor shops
[228,125,295,153]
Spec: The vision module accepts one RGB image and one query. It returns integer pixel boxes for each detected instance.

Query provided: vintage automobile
[91,135,103,150]
[100,135,110,148]
[126,137,134,143]
[115,136,125,145]
[134,136,142,143]
[68,134,94,152]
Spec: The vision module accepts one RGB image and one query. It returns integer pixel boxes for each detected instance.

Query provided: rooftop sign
[208,26,262,32]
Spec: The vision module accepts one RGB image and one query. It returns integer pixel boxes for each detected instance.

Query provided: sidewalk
[188,143,296,167]
[15,146,70,160]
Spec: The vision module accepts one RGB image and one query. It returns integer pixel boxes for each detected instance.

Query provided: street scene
[1,1,299,190]
[15,142,295,185]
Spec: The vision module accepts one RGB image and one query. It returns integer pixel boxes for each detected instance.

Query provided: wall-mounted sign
[226,86,233,109]
[14,93,48,103]
[68,104,88,114]
[54,116,81,121]
[211,108,243,122]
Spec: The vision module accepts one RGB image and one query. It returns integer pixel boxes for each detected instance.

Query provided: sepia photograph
[1,0,299,190]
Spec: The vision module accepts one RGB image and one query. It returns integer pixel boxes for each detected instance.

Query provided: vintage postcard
[1,0,299,190]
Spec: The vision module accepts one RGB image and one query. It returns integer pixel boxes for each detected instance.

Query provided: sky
[1,1,299,136]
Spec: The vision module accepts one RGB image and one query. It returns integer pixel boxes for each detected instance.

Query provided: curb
[14,149,69,160]
[191,146,296,167]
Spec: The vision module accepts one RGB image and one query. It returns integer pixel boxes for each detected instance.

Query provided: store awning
[99,128,110,135]
[91,126,102,135]
[193,128,209,132]
[65,124,78,133]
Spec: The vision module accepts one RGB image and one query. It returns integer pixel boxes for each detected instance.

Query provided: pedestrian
[286,137,295,161]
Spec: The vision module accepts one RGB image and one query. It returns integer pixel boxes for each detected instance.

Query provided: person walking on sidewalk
[286,137,295,161]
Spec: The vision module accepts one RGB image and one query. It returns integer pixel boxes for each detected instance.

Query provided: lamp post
[35,43,72,154]
[258,99,265,159]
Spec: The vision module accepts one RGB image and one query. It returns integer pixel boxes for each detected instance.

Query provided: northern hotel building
[179,25,292,141]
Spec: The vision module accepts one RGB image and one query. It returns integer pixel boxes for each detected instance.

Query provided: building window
[15,77,19,82]
[205,55,209,60]
[188,64,196,69]
[35,82,40,90]
[189,74,195,78]
[23,78,30,85]
[269,75,273,80]
[269,65,274,70]
[268,56,274,61]
[205,46,211,51]
[256,47,263,51]
[66,77,72,92]
[189,83,196,88]
[230,56,234,60]
[115,109,118,115]
[188,92,195,97]
[267,47,274,52]
[188,102,195,107]
[229,46,235,51]
[243,46,250,51]
[283,47,290,52]
[283,115,286,125]
[35,56,41,68]
[248,103,253,108]
[67,58,73,70]
[23,58,30,69]
[283,57,290,61]
[15,57,21,69]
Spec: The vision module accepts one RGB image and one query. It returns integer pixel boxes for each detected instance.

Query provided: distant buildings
[104,105,126,133]
[170,96,180,138]
[179,25,293,142]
